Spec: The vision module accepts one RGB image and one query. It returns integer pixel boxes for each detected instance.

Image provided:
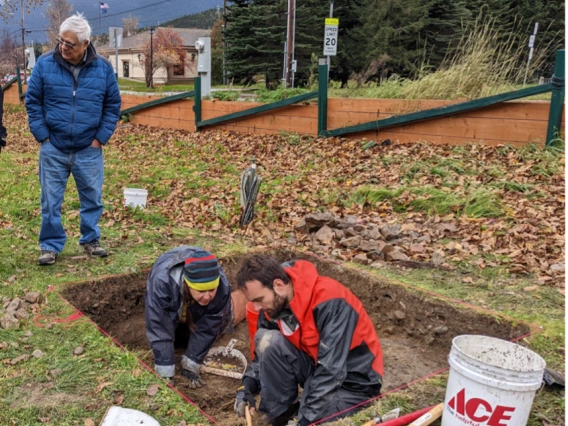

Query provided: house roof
[97,27,211,53]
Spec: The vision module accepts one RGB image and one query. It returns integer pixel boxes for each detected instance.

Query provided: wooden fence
[5,83,564,147]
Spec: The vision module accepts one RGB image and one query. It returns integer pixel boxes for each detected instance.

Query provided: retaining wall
[6,84,564,147]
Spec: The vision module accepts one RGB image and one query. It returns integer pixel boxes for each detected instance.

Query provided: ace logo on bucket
[447,388,516,426]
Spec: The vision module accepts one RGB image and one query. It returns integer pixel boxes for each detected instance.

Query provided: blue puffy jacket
[26,43,121,152]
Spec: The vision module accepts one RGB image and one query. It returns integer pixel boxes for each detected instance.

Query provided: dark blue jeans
[38,141,104,253]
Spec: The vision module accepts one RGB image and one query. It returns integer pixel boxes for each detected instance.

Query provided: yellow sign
[325,18,339,26]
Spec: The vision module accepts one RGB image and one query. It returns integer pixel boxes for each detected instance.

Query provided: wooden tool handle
[245,406,253,426]
[407,403,444,426]
[361,419,378,426]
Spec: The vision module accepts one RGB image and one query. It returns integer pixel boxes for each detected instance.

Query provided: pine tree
[329,0,368,87]
[360,0,432,78]
[422,0,471,68]
[224,0,287,87]
[290,0,328,86]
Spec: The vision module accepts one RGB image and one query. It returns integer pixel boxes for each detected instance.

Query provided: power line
[83,0,175,22]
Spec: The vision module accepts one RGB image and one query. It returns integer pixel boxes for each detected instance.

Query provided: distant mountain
[162,8,221,29]
[3,0,222,43]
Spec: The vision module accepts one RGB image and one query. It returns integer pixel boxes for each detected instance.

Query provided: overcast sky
[3,0,220,44]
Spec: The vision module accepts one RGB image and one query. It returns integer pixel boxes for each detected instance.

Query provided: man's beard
[265,291,288,318]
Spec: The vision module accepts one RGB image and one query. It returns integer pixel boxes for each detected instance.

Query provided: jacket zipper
[69,74,78,145]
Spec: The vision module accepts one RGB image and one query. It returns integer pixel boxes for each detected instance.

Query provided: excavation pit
[61,250,531,425]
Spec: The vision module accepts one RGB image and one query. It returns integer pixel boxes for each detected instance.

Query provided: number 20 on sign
[323,18,339,56]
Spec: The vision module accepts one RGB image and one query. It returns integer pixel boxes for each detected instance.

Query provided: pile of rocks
[294,211,448,268]
[1,291,42,330]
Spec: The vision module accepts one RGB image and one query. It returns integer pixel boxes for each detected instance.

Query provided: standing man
[0,86,6,153]
[234,255,384,426]
[26,13,121,266]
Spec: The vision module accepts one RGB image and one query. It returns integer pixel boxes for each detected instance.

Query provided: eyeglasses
[56,37,78,50]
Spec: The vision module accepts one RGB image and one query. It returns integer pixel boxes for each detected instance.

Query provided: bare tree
[0,29,20,78]
[45,0,73,47]
[122,15,139,37]
[1,0,45,22]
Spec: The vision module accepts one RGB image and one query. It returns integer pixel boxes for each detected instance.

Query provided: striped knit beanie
[183,250,220,291]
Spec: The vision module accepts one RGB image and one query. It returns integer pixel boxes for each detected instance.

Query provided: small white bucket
[442,335,545,426]
[124,188,148,208]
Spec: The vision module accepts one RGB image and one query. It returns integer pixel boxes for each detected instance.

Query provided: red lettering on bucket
[448,388,516,426]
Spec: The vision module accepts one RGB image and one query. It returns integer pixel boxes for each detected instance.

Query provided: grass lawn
[0,104,564,425]
[118,78,194,93]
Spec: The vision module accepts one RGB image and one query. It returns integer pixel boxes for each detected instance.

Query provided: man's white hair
[60,13,92,43]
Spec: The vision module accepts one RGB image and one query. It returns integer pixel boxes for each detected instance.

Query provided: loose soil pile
[62,250,530,425]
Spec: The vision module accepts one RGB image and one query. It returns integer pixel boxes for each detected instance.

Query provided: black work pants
[254,329,372,424]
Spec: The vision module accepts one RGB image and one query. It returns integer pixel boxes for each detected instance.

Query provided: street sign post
[323,17,339,56]
[523,22,538,86]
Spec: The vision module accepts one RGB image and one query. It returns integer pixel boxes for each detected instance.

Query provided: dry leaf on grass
[147,383,159,396]
[112,393,125,405]
[95,381,112,393]
[84,419,95,426]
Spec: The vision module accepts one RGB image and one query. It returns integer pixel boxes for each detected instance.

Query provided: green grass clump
[118,78,194,93]
[353,186,505,218]
[255,85,311,102]
[211,90,240,101]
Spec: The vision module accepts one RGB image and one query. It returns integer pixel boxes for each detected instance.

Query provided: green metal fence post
[16,67,23,101]
[193,76,202,130]
[546,50,565,147]
[318,58,328,136]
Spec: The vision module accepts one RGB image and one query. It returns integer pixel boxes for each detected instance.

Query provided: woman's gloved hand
[181,368,205,388]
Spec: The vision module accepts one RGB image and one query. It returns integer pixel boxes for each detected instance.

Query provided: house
[97,27,211,84]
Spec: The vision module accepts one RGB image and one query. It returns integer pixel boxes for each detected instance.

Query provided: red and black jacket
[245,260,383,422]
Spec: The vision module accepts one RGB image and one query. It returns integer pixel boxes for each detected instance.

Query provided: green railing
[193,77,317,129]
[120,90,195,119]
[5,50,564,148]
[1,76,17,93]
[318,50,565,147]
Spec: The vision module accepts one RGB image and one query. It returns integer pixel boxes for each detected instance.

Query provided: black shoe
[82,240,108,257]
[38,250,57,266]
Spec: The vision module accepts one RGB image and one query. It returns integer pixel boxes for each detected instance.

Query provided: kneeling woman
[145,246,245,387]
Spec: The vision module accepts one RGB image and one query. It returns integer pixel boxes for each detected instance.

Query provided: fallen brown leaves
[4,109,565,287]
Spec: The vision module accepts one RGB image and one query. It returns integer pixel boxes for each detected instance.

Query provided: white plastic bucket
[124,188,148,208]
[442,335,545,426]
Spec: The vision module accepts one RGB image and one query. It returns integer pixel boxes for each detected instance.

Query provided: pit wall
[5,83,564,147]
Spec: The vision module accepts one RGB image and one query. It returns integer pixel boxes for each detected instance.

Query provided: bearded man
[233,255,384,426]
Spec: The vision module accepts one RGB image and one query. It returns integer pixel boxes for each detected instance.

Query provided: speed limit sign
[323,18,339,56]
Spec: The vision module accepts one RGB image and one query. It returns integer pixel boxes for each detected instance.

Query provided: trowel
[201,338,247,380]
[99,406,160,426]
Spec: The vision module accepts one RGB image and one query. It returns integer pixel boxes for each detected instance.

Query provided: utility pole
[21,0,27,83]
[327,0,333,85]
[149,26,155,88]
[285,0,295,88]
[98,0,101,39]
[223,0,227,86]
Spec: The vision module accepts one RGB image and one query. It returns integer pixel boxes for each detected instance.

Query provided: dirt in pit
[61,250,530,425]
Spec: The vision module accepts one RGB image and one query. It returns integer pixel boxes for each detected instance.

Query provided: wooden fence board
[4,84,563,147]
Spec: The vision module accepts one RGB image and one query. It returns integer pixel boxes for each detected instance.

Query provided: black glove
[234,385,257,417]
[181,368,205,389]
[0,135,5,153]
